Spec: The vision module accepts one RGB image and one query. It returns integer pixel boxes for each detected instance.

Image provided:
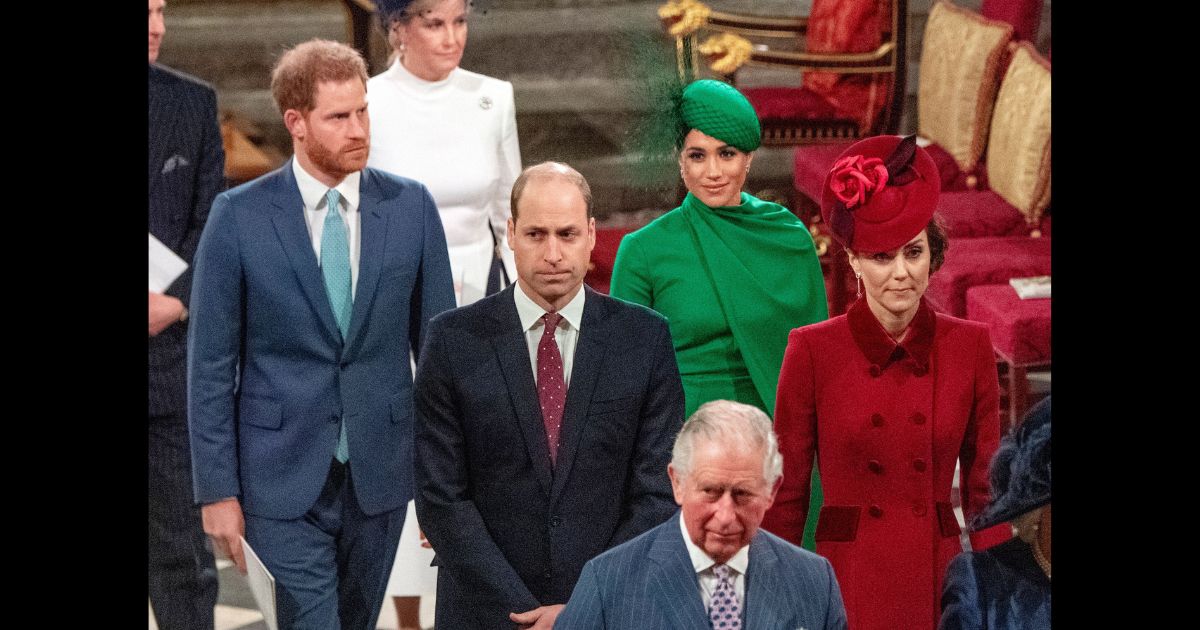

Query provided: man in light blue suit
[556,400,848,630]
[187,39,455,630]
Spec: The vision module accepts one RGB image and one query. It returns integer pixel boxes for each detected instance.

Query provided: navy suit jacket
[148,63,225,416]
[556,515,848,630]
[414,285,685,628]
[187,161,455,520]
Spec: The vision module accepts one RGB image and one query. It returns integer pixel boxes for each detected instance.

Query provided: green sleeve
[609,233,653,308]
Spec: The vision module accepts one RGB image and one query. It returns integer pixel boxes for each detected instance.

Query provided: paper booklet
[1009,275,1051,299]
[149,233,188,293]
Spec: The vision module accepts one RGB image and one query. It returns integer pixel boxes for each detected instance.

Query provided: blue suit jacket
[187,161,455,520]
[414,285,685,628]
[555,514,848,630]
[148,63,225,416]
[938,538,1051,630]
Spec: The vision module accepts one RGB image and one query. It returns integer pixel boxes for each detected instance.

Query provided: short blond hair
[270,39,368,114]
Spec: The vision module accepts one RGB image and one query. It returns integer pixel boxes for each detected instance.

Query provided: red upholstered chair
[658,0,907,145]
[966,284,1050,430]
[584,227,637,294]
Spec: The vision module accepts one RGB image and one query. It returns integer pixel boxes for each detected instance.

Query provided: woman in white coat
[367,1,522,627]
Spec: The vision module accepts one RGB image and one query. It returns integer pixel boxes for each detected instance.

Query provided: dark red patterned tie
[537,312,565,465]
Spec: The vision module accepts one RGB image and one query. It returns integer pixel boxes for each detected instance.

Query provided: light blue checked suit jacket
[555,513,848,630]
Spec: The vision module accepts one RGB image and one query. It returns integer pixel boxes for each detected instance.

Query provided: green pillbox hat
[680,79,762,152]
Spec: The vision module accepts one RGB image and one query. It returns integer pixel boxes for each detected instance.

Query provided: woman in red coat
[761,135,1011,630]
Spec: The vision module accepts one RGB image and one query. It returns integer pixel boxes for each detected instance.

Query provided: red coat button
[911,412,926,425]
[869,364,881,377]
[913,365,927,377]
[913,459,926,472]
[868,460,883,474]
[871,413,884,427]
[869,505,883,518]
[912,503,927,516]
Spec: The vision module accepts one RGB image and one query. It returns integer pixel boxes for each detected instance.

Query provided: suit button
[871,413,884,427]
[868,505,883,518]
[913,459,927,472]
[550,516,562,527]
[869,364,882,377]
[912,503,927,517]
[911,412,926,425]
[329,414,339,424]
[867,460,883,474]
[542,571,552,580]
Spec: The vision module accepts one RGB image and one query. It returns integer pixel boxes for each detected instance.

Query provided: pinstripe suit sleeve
[821,555,848,630]
[187,192,244,503]
[554,560,606,629]
[167,83,225,309]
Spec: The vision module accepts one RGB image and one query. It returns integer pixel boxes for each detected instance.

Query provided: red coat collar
[847,297,937,374]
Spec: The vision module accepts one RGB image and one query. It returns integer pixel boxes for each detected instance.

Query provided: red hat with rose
[820,135,941,252]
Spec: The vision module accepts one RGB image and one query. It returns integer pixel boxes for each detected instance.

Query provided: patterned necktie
[537,312,565,466]
[709,564,742,630]
[320,188,352,463]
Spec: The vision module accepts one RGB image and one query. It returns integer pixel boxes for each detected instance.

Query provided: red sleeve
[962,326,1011,550]
[761,328,818,546]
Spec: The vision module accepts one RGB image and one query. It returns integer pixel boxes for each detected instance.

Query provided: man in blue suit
[148,1,222,628]
[187,39,455,630]
[556,400,848,630]
[414,162,685,629]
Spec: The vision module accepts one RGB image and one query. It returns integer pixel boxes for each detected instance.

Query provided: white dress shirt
[679,512,749,614]
[513,283,585,386]
[292,159,362,298]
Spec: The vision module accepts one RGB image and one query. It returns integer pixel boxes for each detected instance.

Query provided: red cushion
[923,142,990,193]
[937,190,1028,238]
[584,227,636,294]
[743,87,845,122]
[966,284,1051,365]
[793,142,854,202]
[980,0,1043,43]
[925,236,1051,317]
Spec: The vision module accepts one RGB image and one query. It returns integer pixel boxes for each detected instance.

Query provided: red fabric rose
[829,155,889,209]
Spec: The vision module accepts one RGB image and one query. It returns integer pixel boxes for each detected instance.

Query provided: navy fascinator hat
[375,0,417,29]
[970,397,1051,532]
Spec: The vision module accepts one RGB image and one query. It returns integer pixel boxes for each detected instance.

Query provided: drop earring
[855,272,863,299]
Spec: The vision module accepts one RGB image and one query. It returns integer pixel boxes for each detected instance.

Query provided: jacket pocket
[814,505,861,542]
[588,394,638,416]
[239,395,282,430]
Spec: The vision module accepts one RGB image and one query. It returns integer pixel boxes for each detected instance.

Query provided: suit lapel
[743,533,784,630]
[549,287,608,501]
[147,65,181,197]
[648,517,709,629]
[342,170,389,356]
[491,287,553,497]
[269,161,343,345]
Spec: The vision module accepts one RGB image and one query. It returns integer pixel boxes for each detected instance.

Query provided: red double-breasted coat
[762,298,1011,630]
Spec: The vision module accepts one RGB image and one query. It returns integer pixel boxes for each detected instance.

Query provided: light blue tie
[321,188,352,463]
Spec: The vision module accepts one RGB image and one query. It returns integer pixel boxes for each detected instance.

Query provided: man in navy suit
[148,1,223,627]
[556,400,848,630]
[188,39,455,630]
[414,162,685,629]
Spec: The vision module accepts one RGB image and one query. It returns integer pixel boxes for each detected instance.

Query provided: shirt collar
[847,296,936,373]
[291,157,361,213]
[513,283,586,333]
[678,512,750,577]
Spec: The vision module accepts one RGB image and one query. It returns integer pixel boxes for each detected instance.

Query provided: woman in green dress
[609,79,828,548]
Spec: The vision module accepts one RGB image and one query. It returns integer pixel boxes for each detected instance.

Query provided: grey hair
[671,400,783,487]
